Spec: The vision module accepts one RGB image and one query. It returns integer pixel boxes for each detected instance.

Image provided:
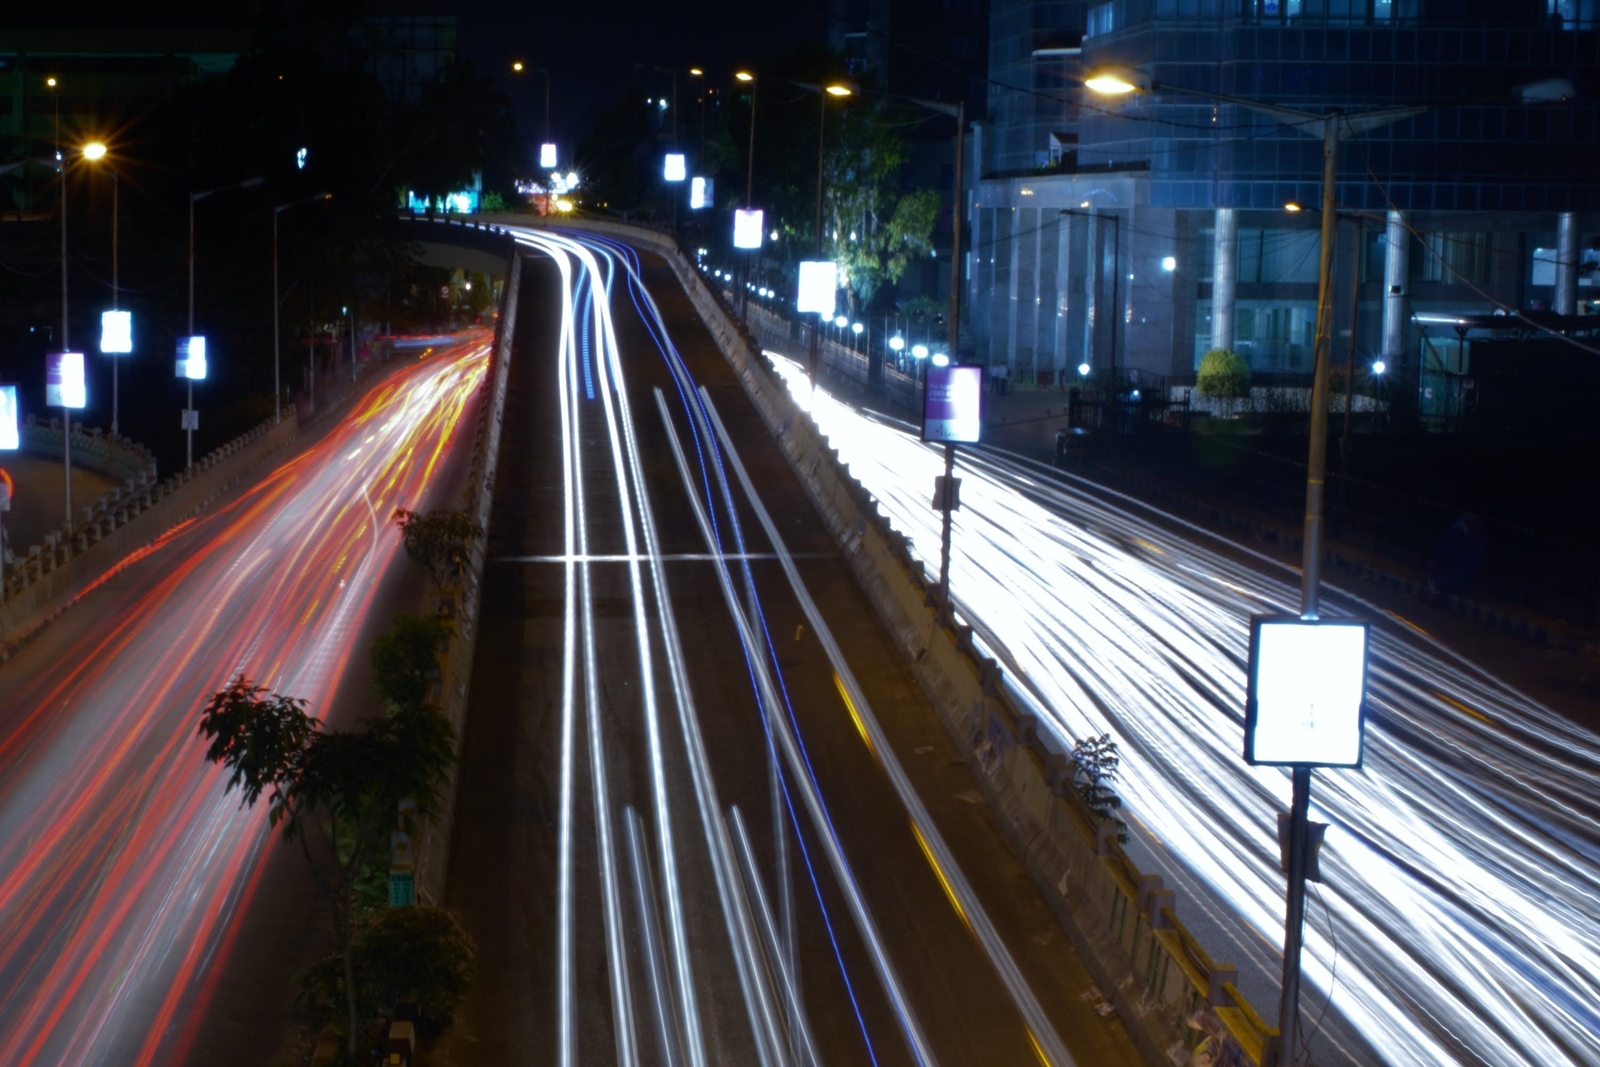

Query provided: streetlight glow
[825,84,852,97]
[912,344,929,359]
[512,61,524,72]
[82,141,107,161]
[1083,65,1151,95]
[1285,201,1304,212]
[1372,360,1387,375]
[1078,362,1092,376]
[735,71,754,82]
[889,336,905,351]
[689,68,704,77]
[851,322,864,334]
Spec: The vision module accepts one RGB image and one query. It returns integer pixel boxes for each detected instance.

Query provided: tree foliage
[1072,733,1129,844]
[393,508,484,599]
[300,905,477,1036]
[1197,348,1253,400]
[196,674,458,1057]
[371,613,452,712]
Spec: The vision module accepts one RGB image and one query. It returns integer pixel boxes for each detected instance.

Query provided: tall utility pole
[54,78,73,534]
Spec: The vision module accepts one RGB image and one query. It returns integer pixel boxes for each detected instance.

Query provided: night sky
[456,0,827,155]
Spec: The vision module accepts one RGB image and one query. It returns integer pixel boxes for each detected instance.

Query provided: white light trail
[764,350,1600,1067]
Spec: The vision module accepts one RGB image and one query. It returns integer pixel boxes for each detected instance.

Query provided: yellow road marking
[833,672,875,759]
[910,819,971,934]
[1027,1027,1055,1067]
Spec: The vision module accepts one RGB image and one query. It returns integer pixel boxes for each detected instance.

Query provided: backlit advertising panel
[1244,616,1369,767]
[46,352,86,409]
[921,364,983,444]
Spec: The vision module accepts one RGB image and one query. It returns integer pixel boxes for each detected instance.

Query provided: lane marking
[491,552,830,563]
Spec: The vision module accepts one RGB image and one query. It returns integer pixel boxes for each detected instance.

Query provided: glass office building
[968,1,1599,392]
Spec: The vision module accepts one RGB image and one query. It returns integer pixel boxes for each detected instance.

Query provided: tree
[820,105,940,312]
[198,676,457,1059]
[371,613,453,711]
[393,508,484,600]
[1072,733,1129,844]
[1197,349,1253,403]
[301,905,476,1039]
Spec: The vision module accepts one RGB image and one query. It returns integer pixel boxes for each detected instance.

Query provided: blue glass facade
[968,0,1599,385]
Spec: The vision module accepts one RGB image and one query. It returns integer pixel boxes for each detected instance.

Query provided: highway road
[438,228,1145,1067]
[756,349,1600,1067]
[0,336,490,1066]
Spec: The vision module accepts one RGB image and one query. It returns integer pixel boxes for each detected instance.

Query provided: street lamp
[1084,63,1449,1067]
[82,142,122,435]
[790,78,854,380]
[275,193,333,422]
[512,62,553,166]
[189,176,265,468]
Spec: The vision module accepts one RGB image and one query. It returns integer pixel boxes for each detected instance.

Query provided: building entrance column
[1555,211,1579,316]
[1381,209,1408,359]
[1211,207,1238,354]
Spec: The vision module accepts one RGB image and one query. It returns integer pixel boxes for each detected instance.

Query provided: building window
[1548,0,1600,29]
[1530,245,1600,287]
[1087,2,1116,37]
[1419,232,1490,285]
[1239,229,1321,284]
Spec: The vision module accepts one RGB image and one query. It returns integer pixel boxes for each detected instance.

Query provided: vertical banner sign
[0,384,18,450]
[922,364,983,443]
[690,176,712,210]
[46,352,87,409]
[176,336,208,380]
[663,153,687,182]
[796,260,839,317]
[100,310,133,355]
[540,142,558,169]
[733,208,765,250]
[1244,616,1369,767]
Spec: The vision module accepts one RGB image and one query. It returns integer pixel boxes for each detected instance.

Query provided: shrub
[1196,348,1252,400]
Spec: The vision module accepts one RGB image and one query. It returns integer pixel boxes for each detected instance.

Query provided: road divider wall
[537,216,1273,1067]
[412,245,521,906]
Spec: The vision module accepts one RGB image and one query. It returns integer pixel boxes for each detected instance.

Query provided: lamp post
[189,176,264,468]
[794,80,853,381]
[82,141,120,436]
[1086,64,1426,1066]
[512,61,553,155]
[275,192,333,423]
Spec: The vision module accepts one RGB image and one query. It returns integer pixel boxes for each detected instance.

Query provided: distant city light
[1372,359,1387,375]
[1078,362,1091,376]
[296,147,308,170]
[851,322,864,334]
[889,336,905,351]
[540,143,558,169]
[834,316,849,328]
[912,344,929,359]
[931,352,950,367]
[1162,256,1177,271]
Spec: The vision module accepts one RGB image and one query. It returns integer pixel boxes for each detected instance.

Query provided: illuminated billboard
[176,336,208,381]
[46,352,87,409]
[101,310,133,355]
[663,153,686,182]
[690,176,712,210]
[0,384,17,450]
[796,261,838,317]
[540,142,558,169]
[733,208,764,250]
[921,364,982,444]
[1244,617,1369,768]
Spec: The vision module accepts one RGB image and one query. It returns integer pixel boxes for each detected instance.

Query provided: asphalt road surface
[436,229,1144,1067]
[0,336,489,1066]
[748,342,1600,1067]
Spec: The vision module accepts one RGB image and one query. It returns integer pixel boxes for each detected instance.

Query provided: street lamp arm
[0,156,62,176]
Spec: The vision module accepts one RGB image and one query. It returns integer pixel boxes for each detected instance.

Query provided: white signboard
[796,260,838,317]
[176,336,208,380]
[663,153,686,182]
[690,176,712,210]
[921,365,983,444]
[0,384,18,450]
[101,310,133,354]
[46,352,86,409]
[1245,617,1369,767]
[540,142,558,169]
[733,208,764,250]
[181,408,199,431]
